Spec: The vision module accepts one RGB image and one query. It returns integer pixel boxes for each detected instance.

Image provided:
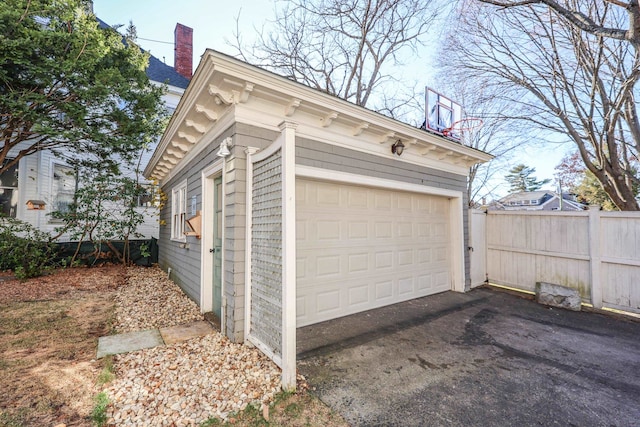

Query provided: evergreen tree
[0,0,167,175]
[505,164,551,192]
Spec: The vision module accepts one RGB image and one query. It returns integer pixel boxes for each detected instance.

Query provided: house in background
[1,19,192,240]
[144,49,492,388]
[489,191,586,211]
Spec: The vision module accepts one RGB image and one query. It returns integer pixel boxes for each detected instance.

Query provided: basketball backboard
[425,87,463,140]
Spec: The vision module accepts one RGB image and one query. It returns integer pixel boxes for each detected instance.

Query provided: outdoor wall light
[391,140,405,156]
[216,137,232,158]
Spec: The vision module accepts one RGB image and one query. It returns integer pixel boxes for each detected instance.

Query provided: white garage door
[296,178,451,327]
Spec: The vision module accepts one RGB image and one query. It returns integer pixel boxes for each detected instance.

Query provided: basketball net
[442,117,484,139]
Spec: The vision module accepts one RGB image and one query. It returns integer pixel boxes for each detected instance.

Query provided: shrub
[0,215,59,279]
[51,172,149,266]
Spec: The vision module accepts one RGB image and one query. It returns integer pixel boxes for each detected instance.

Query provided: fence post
[588,205,603,308]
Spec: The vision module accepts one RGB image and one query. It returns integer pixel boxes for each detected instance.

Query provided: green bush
[0,215,59,279]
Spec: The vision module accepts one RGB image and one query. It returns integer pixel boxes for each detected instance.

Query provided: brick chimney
[174,23,193,79]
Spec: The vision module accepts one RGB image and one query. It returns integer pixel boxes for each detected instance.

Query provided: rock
[101,266,283,425]
[536,281,582,311]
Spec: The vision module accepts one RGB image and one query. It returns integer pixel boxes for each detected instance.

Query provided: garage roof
[145,50,493,182]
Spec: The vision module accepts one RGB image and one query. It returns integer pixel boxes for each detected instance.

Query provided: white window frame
[0,158,19,218]
[134,183,156,208]
[171,180,187,241]
[50,161,77,221]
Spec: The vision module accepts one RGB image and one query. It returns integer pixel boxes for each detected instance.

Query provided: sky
[93,0,276,68]
[93,0,567,198]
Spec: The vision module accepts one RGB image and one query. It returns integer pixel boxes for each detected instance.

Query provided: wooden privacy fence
[470,208,640,314]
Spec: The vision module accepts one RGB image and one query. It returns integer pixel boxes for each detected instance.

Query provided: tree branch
[478,0,634,42]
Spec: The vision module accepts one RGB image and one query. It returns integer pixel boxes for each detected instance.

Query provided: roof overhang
[144,50,493,182]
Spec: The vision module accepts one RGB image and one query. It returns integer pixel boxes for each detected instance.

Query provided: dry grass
[0,266,125,427]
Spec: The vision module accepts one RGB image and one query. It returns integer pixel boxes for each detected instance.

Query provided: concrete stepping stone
[97,329,164,359]
[159,320,214,345]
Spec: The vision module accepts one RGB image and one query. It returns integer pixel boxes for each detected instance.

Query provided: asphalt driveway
[297,287,640,427]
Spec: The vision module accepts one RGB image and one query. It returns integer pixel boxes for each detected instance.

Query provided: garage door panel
[398,250,414,266]
[348,253,369,273]
[375,280,394,300]
[299,215,444,243]
[316,185,340,206]
[416,197,431,212]
[317,289,341,313]
[296,295,306,317]
[374,251,393,269]
[348,189,368,208]
[316,220,341,240]
[434,247,448,262]
[296,274,450,326]
[296,257,306,279]
[316,255,342,276]
[417,274,432,291]
[397,194,413,210]
[296,179,451,327]
[435,271,449,289]
[417,248,431,263]
[372,221,392,239]
[299,248,438,282]
[374,192,393,210]
[397,222,414,238]
[398,277,415,296]
[348,221,369,239]
[298,248,447,281]
[348,284,369,306]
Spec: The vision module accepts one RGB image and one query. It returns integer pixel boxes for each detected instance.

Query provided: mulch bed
[0,265,126,304]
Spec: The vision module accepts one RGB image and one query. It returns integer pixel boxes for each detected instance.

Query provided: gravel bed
[113,266,204,333]
[104,266,282,425]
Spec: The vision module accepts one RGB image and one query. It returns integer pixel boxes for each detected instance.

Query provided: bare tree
[429,75,525,206]
[229,0,441,112]
[478,0,640,46]
[431,49,528,205]
[445,0,640,210]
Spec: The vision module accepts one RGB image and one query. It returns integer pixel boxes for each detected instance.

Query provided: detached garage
[144,50,491,390]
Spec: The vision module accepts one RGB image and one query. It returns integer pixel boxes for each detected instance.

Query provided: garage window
[171,180,187,241]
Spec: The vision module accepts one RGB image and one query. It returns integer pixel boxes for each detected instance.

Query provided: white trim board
[280,122,298,391]
[243,146,260,342]
[159,111,235,186]
[200,161,224,332]
[296,165,462,199]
